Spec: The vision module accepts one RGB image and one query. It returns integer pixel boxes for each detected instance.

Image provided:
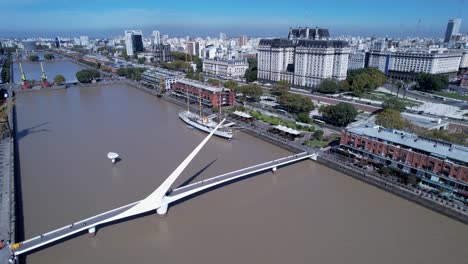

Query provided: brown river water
[15,84,468,264]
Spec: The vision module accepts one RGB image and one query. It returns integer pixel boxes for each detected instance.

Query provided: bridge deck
[168,152,313,199]
[12,201,139,256]
[12,152,314,256]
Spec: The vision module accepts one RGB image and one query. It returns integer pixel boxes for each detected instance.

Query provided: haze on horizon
[1,0,467,38]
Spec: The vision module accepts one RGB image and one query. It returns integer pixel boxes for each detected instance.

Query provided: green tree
[53,74,65,85]
[28,55,39,62]
[247,58,257,69]
[138,57,146,64]
[44,53,55,60]
[245,68,257,82]
[207,79,222,86]
[318,78,340,94]
[192,57,203,72]
[171,51,187,61]
[116,68,127,76]
[271,80,291,96]
[238,85,263,101]
[320,103,357,127]
[76,69,100,83]
[416,73,449,92]
[223,80,239,90]
[382,98,406,112]
[277,93,314,114]
[312,130,324,140]
[297,112,312,123]
[375,109,405,129]
[346,68,386,96]
[121,49,129,61]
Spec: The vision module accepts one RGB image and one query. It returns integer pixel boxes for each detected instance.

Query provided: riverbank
[127,80,467,225]
[0,99,16,264]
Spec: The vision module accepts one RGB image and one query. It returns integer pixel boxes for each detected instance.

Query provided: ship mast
[186,86,190,112]
[198,89,202,118]
[218,81,222,117]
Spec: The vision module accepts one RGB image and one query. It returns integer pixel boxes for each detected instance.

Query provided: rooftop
[273,125,301,136]
[177,79,231,93]
[346,125,468,164]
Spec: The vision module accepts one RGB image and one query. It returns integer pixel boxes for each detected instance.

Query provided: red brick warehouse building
[171,79,235,107]
[340,125,468,199]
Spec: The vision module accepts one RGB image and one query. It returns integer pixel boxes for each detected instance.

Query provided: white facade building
[152,31,161,45]
[368,50,462,78]
[348,51,366,70]
[79,36,89,46]
[459,50,468,69]
[203,58,249,79]
[258,27,350,88]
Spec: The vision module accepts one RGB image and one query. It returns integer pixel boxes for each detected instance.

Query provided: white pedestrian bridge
[9,120,316,258]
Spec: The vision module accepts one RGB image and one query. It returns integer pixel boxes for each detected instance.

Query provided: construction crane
[40,62,50,88]
[19,63,30,89]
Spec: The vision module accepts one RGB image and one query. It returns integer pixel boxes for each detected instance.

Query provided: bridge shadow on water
[16,122,50,140]
[175,158,217,189]
[168,158,306,213]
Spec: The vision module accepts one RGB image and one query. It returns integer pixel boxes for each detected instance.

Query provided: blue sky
[1,0,467,38]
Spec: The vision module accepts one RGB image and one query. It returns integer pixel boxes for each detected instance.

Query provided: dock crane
[40,62,50,88]
[19,63,30,89]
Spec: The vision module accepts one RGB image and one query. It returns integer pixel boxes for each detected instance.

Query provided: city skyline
[1,0,467,38]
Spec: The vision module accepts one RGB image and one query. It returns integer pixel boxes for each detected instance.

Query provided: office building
[444,18,462,43]
[368,50,462,80]
[348,51,366,70]
[54,37,61,48]
[258,27,350,88]
[124,30,144,56]
[203,58,249,78]
[340,125,468,199]
[141,69,179,91]
[459,50,468,70]
[171,79,235,107]
[239,35,248,46]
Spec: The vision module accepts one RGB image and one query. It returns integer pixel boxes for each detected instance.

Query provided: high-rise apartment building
[239,35,248,46]
[444,18,462,43]
[187,41,201,57]
[219,32,227,41]
[258,27,350,88]
[152,30,161,45]
[124,30,144,56]
[153,44,172,63]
